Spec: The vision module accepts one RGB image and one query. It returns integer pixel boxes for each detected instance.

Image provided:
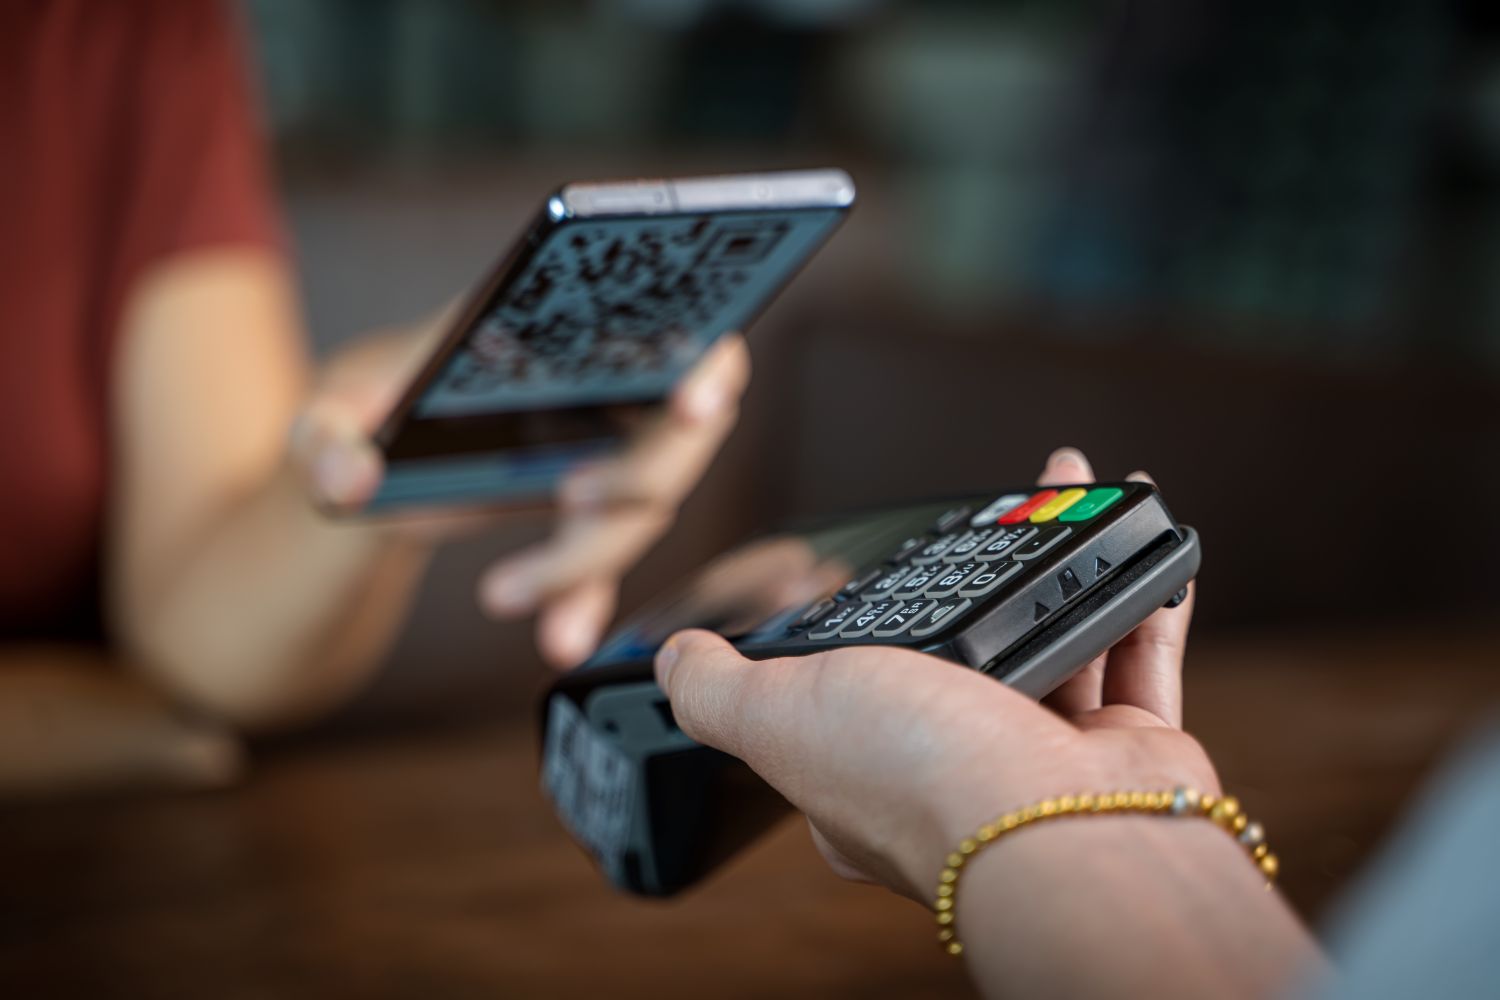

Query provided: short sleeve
[125,0,285,267]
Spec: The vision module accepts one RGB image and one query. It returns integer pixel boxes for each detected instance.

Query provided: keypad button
[789,599,837,633]
[909,598,972,639]
[1028,487,1088,523]
[908,533,962,565]
[932,506,972,534]
[926,561,984,598]
[944,527,996,562]
[807,602,864,639]
[977,525,1037,561]
[998,490,1058,525]
[970,494,1029,527]
[1058,487,1125,523]
[872,598,937,637]
[890,535,929,563]
[840,599,900,639]
[861,565,916,601]
[958,560,1024,599]
[836,568,882,602]
[1011,525,1072,561]
[893,564,945,599]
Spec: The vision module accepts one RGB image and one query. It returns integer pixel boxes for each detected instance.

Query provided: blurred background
[253,0,1500,722]
[7,1,1500,997]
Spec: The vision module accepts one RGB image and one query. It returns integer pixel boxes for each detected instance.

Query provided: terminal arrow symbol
[1033,601,1051,623]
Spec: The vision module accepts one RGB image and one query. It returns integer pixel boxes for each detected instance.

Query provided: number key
[958,560,1024,599]
[944,527,996,562]
[840,599,901,639]
[909,533,962,564]
[872,598,937,637]
[977,525,1037,561]
[893,564,944,599]
[861,565,915,601]
[925,561,983,598]
[807,602,864,640]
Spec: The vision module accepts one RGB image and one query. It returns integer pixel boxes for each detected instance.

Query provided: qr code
[439,215,791,397]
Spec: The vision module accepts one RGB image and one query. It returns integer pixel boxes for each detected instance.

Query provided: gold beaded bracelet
[933,787,1277,957]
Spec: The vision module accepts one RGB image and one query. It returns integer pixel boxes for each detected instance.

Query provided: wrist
[949,809,1320,998]
[903,752,1118,893]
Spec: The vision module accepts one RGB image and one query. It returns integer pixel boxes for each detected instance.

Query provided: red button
[998,489,1058,524]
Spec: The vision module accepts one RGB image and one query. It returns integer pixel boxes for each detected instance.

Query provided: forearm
[0,647,241,797]
[118,462,431,730]
[954,816,1326,999]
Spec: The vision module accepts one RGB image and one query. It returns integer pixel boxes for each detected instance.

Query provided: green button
[1058,487,1124,522]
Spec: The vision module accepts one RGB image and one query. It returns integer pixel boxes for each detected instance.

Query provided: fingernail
[655,638,681,686]
[684,385,725,423]
[315,447,361,501]
[550,616,601,668]
[561,471,607,510]
[1048,447,1087,471]
[485,574,536,616]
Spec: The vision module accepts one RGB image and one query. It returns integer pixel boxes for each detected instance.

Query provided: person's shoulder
[9,0,239,56]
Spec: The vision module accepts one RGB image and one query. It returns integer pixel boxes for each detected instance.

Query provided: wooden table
[3,622,1497,999]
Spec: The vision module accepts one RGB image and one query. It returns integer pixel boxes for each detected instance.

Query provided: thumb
[288,399,384,511]
[654,629,763,758]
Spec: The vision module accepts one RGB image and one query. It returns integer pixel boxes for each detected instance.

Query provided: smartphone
[349,169,855,514]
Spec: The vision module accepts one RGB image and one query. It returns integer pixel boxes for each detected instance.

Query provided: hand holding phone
[287,169,851,665]
[287,291,752,669]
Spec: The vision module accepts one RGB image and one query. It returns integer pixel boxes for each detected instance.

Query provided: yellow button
[1029,487,1087,523]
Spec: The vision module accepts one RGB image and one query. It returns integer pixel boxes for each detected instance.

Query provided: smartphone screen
[367,184,850,512]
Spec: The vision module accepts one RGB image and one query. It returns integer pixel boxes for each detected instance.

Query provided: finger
[653,629,772,762]
[287,401,384,510]
[1030,447,1105,714]
[1037,446,1095,488]
[560,403,738,514]
[1099,581,1195,728]
[671,332,753,426]
[478,505,670,617]
[1040,653,1105,717]
[559,334,750,511]
[315,308,455,430]
[1098,470,1195,727]
[653,627,839,787]
[534,578,618,671]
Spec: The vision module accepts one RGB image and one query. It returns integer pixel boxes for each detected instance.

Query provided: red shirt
[0,0,281,638]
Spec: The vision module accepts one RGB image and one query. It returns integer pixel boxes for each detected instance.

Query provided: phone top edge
[556,168,855,219]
